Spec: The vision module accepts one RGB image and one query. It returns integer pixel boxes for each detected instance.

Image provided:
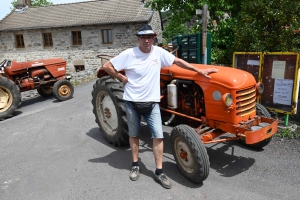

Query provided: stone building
[0,0,162,82]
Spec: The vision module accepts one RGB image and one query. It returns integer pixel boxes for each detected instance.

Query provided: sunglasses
[139,36,155,40]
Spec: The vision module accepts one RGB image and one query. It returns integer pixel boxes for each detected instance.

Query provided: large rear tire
[240,103,273,149]
[53,80,74,101]
[91,76,128,146]
[0,77,21,120]
[170,125,210,183]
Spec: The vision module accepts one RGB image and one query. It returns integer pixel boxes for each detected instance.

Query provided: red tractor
[0,58,74,120]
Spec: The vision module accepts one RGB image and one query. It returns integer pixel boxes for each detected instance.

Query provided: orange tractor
[0,58,74,120]
[91,55,278,183]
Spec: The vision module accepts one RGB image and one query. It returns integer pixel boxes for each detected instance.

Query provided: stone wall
[150,10,163,43]
[0,11,162,83]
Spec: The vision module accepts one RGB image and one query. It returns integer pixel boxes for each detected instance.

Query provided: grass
[273,113,300,139]
[276,124,300,139]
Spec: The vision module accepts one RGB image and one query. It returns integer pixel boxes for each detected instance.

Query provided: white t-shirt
[111,46,175,102]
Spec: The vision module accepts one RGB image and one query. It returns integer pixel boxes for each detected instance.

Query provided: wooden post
[202,4,208,64]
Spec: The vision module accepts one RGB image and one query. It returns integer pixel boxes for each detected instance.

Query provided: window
[74,65,85,72]
[43,33,53,46]
[15,34,25,48]
[72,31,82,45]
[102,29,112,44]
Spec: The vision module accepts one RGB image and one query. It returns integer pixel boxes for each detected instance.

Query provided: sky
[0,0,92,20]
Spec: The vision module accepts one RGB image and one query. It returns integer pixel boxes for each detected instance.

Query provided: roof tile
[0,0,153,31]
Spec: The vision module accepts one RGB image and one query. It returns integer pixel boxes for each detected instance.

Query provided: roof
[0,0,153,31]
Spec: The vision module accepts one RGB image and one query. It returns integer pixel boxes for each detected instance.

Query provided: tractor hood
[166,64,257,89]
[24,58,66,68]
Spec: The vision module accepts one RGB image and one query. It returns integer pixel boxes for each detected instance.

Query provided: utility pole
[202,4,208,64]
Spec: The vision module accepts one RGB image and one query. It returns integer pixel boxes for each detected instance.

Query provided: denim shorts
[124,101,164,138]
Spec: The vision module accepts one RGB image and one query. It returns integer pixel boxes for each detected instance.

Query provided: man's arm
[102,61,128,84]
[173,57,219,79]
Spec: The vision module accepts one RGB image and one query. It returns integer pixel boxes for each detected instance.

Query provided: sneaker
[129,166,140,181]
[155,173,172,189]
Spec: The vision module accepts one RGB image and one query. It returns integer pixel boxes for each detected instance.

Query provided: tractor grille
[235,86,256,116]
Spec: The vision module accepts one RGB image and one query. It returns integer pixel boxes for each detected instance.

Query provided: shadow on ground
[12,95,68,118]
[20,95,53,107]
[86,124,256,187]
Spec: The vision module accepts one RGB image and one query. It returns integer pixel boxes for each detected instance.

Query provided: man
[102,24,218,189]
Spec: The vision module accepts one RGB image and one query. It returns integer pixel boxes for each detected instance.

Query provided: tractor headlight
[256,82,264,95]
[222,93,233,107]
[212,90,222,101]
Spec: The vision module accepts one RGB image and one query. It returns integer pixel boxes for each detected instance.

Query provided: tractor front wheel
[0,77,21,120]
[170,125,210,183]
[53,80,74,101]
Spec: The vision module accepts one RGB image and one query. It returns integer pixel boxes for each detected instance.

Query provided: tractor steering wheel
[0,60,7,67]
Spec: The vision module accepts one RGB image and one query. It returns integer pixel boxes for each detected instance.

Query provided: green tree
[234,0,300,53]
[147,0,300,65]
[161,14,190,44]
[146,0,242,65]
[11,0,53,8]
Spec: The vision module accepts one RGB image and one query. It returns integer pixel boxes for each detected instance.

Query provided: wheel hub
[104,107,111,118]
[98,92,118,135]
[0,88,11,110]
[175,138,195,174]
[179,149,188,161]
[59,85,70,96]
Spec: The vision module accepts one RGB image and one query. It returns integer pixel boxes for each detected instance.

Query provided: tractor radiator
[235,86,256,116]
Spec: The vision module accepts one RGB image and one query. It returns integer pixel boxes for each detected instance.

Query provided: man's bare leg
[129,136,139,162]
[153,138,163,169]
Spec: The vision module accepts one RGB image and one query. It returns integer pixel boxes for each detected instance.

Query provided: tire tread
[91,76,128,146]
[0,77,21,120]
[171,125,210,183]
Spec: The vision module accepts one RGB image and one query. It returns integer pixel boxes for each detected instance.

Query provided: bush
[234,0,300,52]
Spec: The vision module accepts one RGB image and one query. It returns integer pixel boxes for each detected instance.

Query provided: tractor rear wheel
[53,80,74,101]
[91,76,128,146]
[0,77,21,120]
[170,125,210,183]
[240,103,273,149]
[37,86,53,97]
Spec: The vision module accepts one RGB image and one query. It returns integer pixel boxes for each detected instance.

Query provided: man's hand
[197,68,219,79]
[118,74,128,84]
[103,61,128,84]
[173,57,219,79]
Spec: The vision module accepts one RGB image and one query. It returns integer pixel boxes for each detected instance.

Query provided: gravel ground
[21,90,39,100]
[272,134,300,149]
